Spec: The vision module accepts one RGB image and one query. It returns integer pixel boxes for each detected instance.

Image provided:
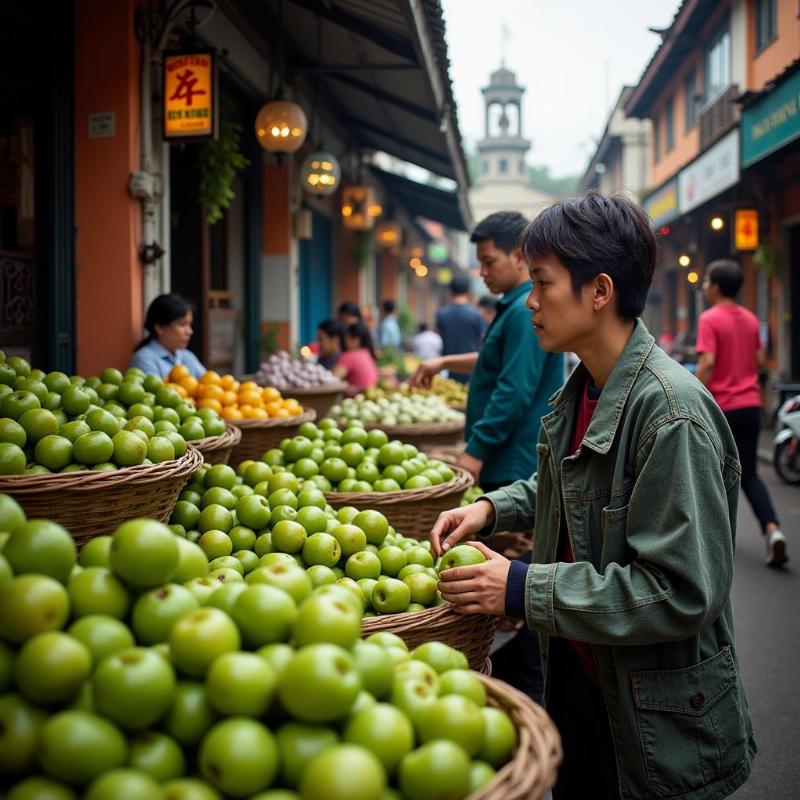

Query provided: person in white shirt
[411,322,442,360]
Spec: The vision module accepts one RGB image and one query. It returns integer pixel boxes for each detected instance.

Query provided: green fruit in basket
[85,408,120,436]
[164,431,187,458]
[0,442,26,474]
[183,576,220,604]
[198,504,234,534]
[345,551,381,581]
[0,493,25,533]
[68,566,131,619]
[302,532,340,568]
[146,436,175,463]
[203,416,226,437]
[100,367,124,386]
[275,721,338,789]
[126,415,156,438]
[132,583,199,645]
[403,573,437,606]
[377,546,406,578]
[96,383,119,402]
[1,390,41,420]
[6,356,31,377]
[268,471,299,494]
[301,743,386,800]
[206,651,277,718]
[116,380,146,406]
[198,530,233,559]
[0,574,69,642]
[283,436,313,463]
[478,706,517,767]
[416,695,487,755]
[0,417,26,447]
[78,536,112,568]
[179,419,205,441]
[411,641,469,674]
[14,630,91,704]
[59,384,90,417]
[110,519,179,589]
[127,402,154,421]
[371,578,411,615]
[236,494,270,529]
[243,461,272,487]
[263,448,284,467]
[294,506,327,536]
[438,544,486,572]
[292,592,361,649]
[162,681,218,748]
[438,669,487,708]
[14,377,48,404]
[344,703,415,775]
[110,429,146,467]
[154,420,178,435]
[154,385,182,409]
[228,524,256,551]
[154,405,180,424]
[252,562,312,605]
[271,520,306,554]
[0,693,47,775]
[169,607,241,678]
[209,556,243,576]
[398,740,472,800]
[59,419,90,443]
[5,776,77,800]
[173,539,210,583]
[296,486,326,510]
[172,500,201,530]
[268,488,298,511]
[232,584,297,648]
[67,615,135,665]
[306,564,337,588]
[4,519,76,584]
[19,407,59,445]
[205,580,247,615]
[340,442,365,467]
[91,461,118,472]
[203,463,236,490]
[83,768,163,800]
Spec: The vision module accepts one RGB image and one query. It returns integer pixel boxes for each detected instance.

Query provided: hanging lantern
[300,150,341,196]
[341,185,378,231]
[376,221,401,247]
[255,100,308,153]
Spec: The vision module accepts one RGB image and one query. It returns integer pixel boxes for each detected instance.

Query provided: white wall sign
[88,112,116,139]
[678,129,739,214]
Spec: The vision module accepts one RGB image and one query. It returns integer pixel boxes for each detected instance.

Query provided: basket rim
[363,418,465,435]
[279,381,348,397]
[0,444,203,494]
[361,602,495,635]
[191,423,242,452]
[324,463,473,504]
[230,409,317,430]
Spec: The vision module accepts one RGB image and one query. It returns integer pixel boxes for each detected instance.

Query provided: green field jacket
[483,320,756,800]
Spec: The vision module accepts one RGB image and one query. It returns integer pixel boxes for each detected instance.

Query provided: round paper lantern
[300,150,341,196]
[255,100,308,153]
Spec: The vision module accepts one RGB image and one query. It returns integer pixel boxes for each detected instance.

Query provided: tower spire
[500,23,510,68]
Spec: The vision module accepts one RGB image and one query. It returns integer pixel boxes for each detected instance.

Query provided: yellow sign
[163,52,216,139]
[734,209,759,251]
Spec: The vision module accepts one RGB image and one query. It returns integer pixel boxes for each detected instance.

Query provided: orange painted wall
[379,251,398,302]
[748,0,800,90]
[336,228,360,307]
[262,163,291,351]
[74,0,143,375]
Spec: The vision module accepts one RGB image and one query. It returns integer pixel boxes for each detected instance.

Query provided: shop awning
[229,0,472,229]
[371,166,468,230]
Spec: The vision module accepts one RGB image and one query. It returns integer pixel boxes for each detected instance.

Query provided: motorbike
[773,393,800,484]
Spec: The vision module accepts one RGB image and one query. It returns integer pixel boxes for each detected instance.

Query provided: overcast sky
[440,0,680,178]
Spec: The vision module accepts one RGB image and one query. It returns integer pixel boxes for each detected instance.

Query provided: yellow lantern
[376,221,401,247]
[300,150,341,196]
[341,185,377,231]
[255,100,308,153]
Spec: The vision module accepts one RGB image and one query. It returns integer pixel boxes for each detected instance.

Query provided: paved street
[730,461,800,799]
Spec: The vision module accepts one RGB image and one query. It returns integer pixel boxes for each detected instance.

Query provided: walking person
[434,273,485,383]
[410,323,442,360]
[412,210,563,701]
[696,259,788,566]
[429,193,755,800]
[377,300,402,350]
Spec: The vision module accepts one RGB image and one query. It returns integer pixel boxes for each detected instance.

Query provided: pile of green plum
[259,418,457,493]
[0,354,226,475]
[0,494,517,800]
[460,486,485,507]
[168,461,487,617]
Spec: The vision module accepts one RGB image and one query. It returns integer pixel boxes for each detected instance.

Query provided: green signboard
[742,69,800,167]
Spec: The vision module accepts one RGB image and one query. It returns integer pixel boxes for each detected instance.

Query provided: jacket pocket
[599,502,629,567]
[630,646,748,796]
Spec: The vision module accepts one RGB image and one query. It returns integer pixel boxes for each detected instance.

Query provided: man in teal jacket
[432,193,755,800]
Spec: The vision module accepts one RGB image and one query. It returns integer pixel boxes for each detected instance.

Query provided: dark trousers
[548,638,620,800]
[724,407,779,531]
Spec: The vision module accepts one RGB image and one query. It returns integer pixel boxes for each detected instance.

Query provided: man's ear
[592,273,615,312]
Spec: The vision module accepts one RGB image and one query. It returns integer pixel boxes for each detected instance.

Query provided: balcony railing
[699,84,740,151]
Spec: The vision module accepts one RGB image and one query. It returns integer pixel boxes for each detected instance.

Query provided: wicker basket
[469,673,562,800]
[364,419,465,452]
[283,382,347,420]
[0,446,203,546]
[191,424,242,465]
[361,604,497,671]
[324,465,473,538]
[229,409,317,465]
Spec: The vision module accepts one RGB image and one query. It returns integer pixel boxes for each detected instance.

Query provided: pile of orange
[166,366,304,421]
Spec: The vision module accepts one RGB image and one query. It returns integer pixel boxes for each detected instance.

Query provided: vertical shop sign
[163,51,217,140]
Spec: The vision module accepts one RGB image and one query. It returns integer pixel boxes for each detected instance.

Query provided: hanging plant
[753,243,778,278]
[352,229,375,272]
[198,114,250,224]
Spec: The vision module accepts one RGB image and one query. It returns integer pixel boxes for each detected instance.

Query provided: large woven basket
[364,419,465,452]
[361,604,497,671]
[229,409,317,464]
[469,673,562,800]
[283,382,347,420]
[191,423,242,465]
[324,465,473,537]
[0,446,203,546]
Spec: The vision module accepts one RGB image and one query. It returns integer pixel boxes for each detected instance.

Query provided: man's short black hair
[449,272,471,295]
[317,319,343,340]
[382,299,396,314]
[338,301,361,320]
[470,211,529,254]
[705,259,743,298]
[519,191,657,319]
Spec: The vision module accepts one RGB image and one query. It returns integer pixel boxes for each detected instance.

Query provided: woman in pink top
[696,259,787,567]
[333,322,378,393]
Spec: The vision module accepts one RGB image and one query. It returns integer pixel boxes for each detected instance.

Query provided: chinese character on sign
[734,209,759,251]
[163,51,216,140]
[168,70,207,107]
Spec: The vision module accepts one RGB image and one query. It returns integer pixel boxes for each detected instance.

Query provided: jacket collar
[496,279,532,309]
[547,319,655,455]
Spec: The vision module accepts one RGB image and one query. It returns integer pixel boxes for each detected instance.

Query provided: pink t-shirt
[337,348,378,392]
[695,304,762,412]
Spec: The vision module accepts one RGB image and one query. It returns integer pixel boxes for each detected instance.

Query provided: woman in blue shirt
[129,294,206,379]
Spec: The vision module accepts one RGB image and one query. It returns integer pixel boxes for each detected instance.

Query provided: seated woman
[332,322,378,392]
[316,319,343,371]
[129,294,206,379]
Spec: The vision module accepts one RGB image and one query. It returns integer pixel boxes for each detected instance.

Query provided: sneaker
[765,529,788,568]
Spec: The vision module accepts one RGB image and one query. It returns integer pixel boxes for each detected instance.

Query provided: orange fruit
[220,375,239,392]
[239,381,259,394]
[198,398,222,414]
[238,404,253,416]
[262,386,281,402]
[180,376,199,396]
[199,370,222,386]
[265,401,283,416]
[199,384,225,402]
[283,398,301,411]
[221,391,237,407]
[238,390,263,408]
[274,408,291,418]
[242,407,266,420]
[169,365,190,382]
[221,407,243,420]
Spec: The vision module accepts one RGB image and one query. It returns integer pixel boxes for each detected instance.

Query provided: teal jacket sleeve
[479,475,538,535]
[523,419,736,646]
[466,304,543,461]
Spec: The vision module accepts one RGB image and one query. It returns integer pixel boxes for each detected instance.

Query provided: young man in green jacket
[432,193,755,800]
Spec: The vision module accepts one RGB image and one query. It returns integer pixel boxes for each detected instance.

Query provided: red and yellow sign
[734,209,759,251]
[163,51,216,139]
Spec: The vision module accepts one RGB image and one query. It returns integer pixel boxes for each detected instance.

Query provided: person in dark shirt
[435,273,484,383]
[316,319,343,371]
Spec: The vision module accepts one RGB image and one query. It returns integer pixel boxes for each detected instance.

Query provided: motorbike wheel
[774,438,800,484]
